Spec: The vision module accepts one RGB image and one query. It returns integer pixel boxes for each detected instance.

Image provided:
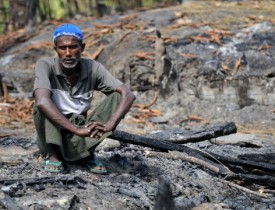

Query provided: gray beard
[59,57,80,69]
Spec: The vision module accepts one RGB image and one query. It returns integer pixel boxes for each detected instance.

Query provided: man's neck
[61,64,80,76]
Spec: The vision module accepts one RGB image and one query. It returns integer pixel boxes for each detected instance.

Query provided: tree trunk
[96,0,108,17]
[8,0,28,31]
[73,0,80,14]
[26,0,36,31]
[67,0,73,18]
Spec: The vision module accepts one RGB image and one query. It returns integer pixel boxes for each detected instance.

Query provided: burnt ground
[1,128,275,210]
[1,1,275,209]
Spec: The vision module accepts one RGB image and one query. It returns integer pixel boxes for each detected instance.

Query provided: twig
[218,179,272,198]
[225,174,275,188]
[132,93,158,109]
[259,188,275,195]
[206,152,275,173]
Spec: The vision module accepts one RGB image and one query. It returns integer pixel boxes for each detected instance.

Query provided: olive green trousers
[33,92,120,161]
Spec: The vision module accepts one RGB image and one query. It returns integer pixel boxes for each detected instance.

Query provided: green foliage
[0,0,9,33]
[38,0,66,20]
[0,0,178,34]
[48,0,66,19]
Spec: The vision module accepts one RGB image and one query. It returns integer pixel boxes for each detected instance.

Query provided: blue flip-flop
[85,159,108,174]
[44,160,63,173]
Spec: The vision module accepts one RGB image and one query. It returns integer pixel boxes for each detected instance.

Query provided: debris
[0,175,87,186]
[179,115,209,124]
[153,177,175,210]
[234,57,241,75]
[0,97,34,128]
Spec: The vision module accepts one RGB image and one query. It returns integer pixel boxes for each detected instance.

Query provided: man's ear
[53,45,57,52]
[81,43,86,52]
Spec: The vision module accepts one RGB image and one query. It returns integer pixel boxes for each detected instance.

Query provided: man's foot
[85,159,108,174]
[44,160,64,173]
[43,155,64,173]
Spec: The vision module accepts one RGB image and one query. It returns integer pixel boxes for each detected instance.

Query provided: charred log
[238,153,275,164]
[111,130,229,175]
[147,122,237,144]
[112,130,209,158]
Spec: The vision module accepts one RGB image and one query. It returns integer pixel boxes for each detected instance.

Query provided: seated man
[33,23,136,174]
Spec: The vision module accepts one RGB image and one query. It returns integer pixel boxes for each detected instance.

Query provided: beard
[59,55,81,69]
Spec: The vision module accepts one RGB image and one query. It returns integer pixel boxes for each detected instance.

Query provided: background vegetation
[0,0,180,34]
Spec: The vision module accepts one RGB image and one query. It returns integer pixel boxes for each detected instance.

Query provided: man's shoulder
[37,57,55,66]
[80,58,102,71]
[80,58,98,65]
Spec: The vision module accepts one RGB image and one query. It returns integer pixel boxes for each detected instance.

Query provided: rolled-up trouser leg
[32,106,61,156]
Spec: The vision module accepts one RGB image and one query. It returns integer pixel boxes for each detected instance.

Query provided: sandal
[85,159,108,175]
[44,160,64,173]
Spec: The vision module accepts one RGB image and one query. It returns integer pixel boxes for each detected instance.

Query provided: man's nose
[66,47,71,56]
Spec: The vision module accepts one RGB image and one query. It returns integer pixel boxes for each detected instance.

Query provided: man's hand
[76,122,107,138]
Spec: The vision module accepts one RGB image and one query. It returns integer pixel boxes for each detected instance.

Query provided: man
[33,23,136,174]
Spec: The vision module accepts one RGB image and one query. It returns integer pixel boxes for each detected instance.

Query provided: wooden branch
[147,150,231,174]
[218,179,272,198]
[147,122,237,144]
[259,188,275,195]
[132,93,158,109]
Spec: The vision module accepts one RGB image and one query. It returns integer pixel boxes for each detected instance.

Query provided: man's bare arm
[104,84,136,131]
[34,88,105,137]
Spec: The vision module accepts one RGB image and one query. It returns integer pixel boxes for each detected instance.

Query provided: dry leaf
[91,45,104,60]
[234,57,241,74]
[179,53,198,58]
[221,63,231,71]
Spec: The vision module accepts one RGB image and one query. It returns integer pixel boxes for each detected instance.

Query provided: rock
[96,138,121,151]
[0,145,38,165]
[210,133,262,147]
[192,202,231,210]
[0,191,24,210]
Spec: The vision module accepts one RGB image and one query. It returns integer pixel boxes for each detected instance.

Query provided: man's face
[54,36,84,69]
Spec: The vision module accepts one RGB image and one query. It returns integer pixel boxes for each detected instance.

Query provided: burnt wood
[147,122,237,143]
[111,130,229,174]
[112,130,208,157]
[238,153,275,164]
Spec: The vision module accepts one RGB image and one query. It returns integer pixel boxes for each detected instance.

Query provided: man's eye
[70,45,79,49]
[58,46,66,50]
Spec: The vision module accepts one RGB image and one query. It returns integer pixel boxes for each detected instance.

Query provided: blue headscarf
[53,23,83,41]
